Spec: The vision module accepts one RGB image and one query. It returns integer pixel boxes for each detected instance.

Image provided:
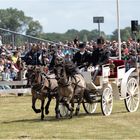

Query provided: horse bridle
[54,64,71,87]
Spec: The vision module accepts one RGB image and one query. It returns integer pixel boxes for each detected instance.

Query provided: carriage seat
[109,59,125,78]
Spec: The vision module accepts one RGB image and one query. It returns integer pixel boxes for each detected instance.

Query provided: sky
[0,0,140,35]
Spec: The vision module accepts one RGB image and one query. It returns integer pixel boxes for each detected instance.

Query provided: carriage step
[89,94,101,98]
[89,94,96,97]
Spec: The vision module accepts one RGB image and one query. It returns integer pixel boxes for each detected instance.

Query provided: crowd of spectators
[0,35,140,81]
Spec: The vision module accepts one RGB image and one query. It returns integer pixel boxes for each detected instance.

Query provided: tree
[26,20,43,36]
[0,8,26,32]
[83,34,88,42]
[65,29,79,40]
[41,29,107,42]
[88,30,106,41]
[0,8,43,35]
[121,27,131,41]
[111,27,133,41]
[78,29,89,41]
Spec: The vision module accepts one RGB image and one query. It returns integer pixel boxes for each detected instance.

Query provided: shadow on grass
[2,110,128,124]
[2,112,102,124]
[112,110,127,114]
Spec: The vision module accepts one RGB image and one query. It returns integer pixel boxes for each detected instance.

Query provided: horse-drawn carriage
[27,57,140,119]
[59,59,140,117]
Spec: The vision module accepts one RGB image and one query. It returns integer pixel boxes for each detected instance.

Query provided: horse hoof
[75,111,79,116]
[69,114,73,119]
[35,109,41,113]
[56,114,61,119]
[45,110,49,115]
[41,116,44,120]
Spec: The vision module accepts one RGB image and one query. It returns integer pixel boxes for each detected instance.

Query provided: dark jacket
[49,52,56,70]
[23,50,44,65]
[91,48,110,66]
[73,51,91,68]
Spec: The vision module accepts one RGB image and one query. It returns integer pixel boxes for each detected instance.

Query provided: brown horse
[26,66,60,120]
[54,62,87,118]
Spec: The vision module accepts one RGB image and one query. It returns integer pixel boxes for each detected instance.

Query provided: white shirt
[0,39,2,46]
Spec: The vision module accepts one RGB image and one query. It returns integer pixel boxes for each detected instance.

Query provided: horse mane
[65,62,78,77]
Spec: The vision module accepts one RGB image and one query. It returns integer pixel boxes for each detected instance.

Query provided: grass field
[0,96,140,139]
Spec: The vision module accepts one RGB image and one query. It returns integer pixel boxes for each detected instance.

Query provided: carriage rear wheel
[124,77,139,112]
[101,85,113,116]
[59,103,69,117]
[83,101,97,114]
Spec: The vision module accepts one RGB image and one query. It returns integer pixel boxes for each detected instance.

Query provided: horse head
[54,63,68,85]
[26,66,40,86]
[55,56,65,65]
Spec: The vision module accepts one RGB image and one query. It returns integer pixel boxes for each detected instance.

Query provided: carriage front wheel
[59,103,69,117]
[124,77,139,112]
[101,85,113,116]
[83,100,97,114]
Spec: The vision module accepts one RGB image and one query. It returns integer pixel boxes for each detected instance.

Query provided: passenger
[73,43,91,69]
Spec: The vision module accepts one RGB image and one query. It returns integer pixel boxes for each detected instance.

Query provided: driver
[91,37,110,81]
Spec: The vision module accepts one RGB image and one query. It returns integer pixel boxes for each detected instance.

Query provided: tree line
[0,8,140,43]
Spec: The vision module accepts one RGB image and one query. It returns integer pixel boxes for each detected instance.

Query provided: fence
[0,27,55,46]
[0,27,78,56]
[0,80,31,96]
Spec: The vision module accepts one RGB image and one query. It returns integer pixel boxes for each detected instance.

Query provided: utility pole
[93,16,104,37]
[116,0,121,60]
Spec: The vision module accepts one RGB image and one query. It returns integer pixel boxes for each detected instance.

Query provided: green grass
[0,96,140,139]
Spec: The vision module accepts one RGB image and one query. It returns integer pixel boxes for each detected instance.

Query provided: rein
[58,77,71,87]
[58,75,85,89]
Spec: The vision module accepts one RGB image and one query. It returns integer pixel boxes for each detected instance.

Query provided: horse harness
[58,74,84,95]
[41,72,57,91]
[33,72,57,95]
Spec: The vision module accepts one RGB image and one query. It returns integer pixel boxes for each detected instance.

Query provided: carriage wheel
[83,101,97,114]
[101,85,113,116]
[124,77,139,112]
[59,103,69,117]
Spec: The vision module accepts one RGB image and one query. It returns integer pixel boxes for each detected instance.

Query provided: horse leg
[41,99,45,120]
[32,96,41,113]
[63,98,74,119]
[63,100,71,111]
[45,95,52,115]
[55,94,61,119]
[75,96,83,116]
[69,98,74,119]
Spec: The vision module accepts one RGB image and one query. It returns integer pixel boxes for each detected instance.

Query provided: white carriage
[82,59,140,116]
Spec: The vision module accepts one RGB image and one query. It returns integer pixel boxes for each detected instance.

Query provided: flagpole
[116,0,121,60]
